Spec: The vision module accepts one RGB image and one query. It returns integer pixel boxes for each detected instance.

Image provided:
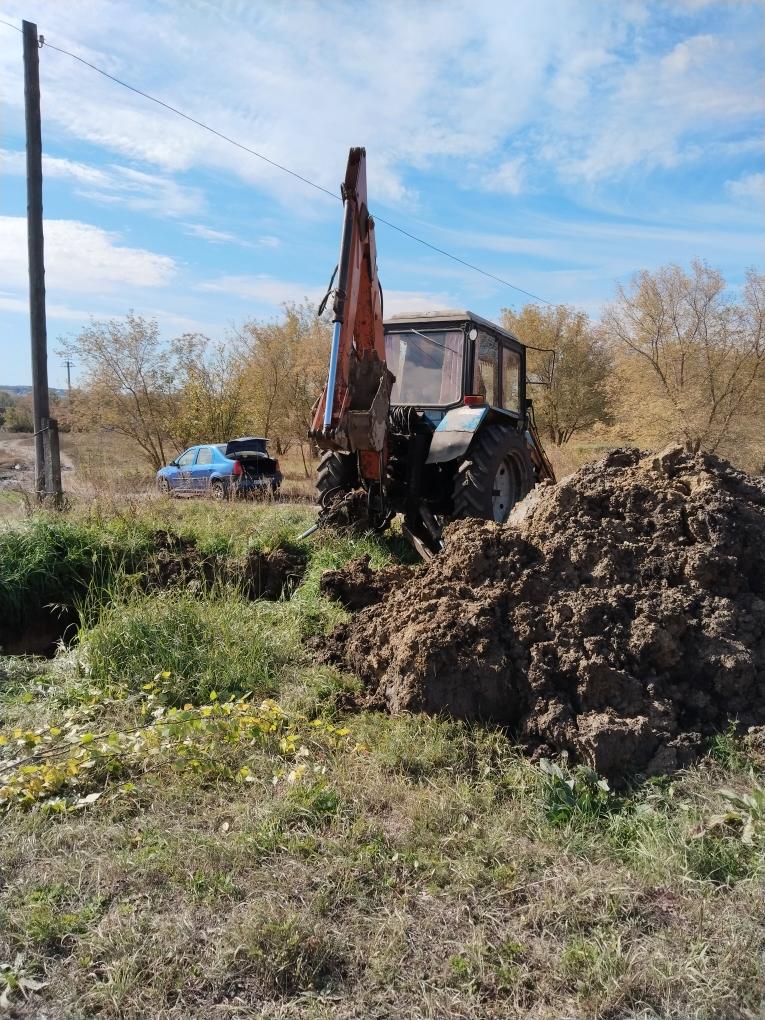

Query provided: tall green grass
[0,516,141,629]
[78,589,303,704]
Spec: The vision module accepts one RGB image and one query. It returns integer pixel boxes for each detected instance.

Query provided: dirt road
[0,431,74,491]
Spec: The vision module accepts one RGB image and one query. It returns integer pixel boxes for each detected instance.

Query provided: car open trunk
[225,437,278,478]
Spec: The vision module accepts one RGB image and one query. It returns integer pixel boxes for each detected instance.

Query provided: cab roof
[383,309,523,347]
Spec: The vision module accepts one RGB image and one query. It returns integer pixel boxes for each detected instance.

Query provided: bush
[3,401,34,432]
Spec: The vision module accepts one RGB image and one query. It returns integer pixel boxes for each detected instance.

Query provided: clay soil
[319,446,765,782]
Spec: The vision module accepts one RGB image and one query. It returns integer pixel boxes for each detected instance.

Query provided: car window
[501,348,521,412]
[177,449,196,467]
[473,333,498,405]
[215,444,227,456]
[196,447,213,466]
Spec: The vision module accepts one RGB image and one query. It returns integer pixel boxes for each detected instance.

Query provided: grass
[0,499,763,1019]
[78,589,303,704]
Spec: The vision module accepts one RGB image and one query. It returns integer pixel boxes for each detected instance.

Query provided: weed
[537,757,623,827]
[185,870,239,903]
[286,781,342,825]
[9,884,104,953]
[220,912,345,996]
[682,829,760,885]
[710,724,757,773]
[559,928,633,998]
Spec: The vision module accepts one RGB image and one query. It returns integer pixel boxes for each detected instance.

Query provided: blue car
[156,438,282,499]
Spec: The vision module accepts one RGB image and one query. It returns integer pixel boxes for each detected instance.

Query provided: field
[0,491,762,1020]
[0,430,318,514]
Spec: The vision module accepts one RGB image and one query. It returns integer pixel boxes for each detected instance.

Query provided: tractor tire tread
[452,424,532,522]
[316,450,358,501]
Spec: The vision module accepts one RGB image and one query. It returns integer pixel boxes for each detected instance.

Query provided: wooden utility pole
[23,19,62,502]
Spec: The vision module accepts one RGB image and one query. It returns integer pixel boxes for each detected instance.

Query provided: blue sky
[1,0,763,388]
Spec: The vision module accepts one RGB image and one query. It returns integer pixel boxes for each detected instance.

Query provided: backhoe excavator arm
[310,147,393,484]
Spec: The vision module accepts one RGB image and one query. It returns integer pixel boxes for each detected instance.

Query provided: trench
[0,539,308,658]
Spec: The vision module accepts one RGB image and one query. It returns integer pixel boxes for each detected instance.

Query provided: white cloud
[202,275,325,307]
[184,223,249,245]
[4,0,758,210]
[725,172,765,202]
[482,157,527,196]
[183,224,282,248]
[0,217,177,293]
[0,294,94,320]
[202,274,454,316]
[383,290,456,316]
[1,148,203,217]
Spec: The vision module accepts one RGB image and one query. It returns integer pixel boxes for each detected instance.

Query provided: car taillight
[274,459,280,472]
[233,460,243,476]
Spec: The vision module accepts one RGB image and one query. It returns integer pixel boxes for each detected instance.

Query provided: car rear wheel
[211,479,227,501]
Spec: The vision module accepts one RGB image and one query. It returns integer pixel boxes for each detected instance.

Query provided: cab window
[473,333,498,405]
[177,449,196,467]
[501,348,521,413]
[196,447,213,466]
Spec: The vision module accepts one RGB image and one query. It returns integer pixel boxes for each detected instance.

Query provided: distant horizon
[0,384,67,395]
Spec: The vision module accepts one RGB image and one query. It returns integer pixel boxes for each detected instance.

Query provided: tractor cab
[382,310,526,427]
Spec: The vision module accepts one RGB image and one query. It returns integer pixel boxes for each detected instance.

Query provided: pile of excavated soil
[319,447,765,782]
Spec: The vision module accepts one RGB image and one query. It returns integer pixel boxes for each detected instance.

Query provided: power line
[372,215,552,305]
[41,38,342,204]
[0,17,555,306]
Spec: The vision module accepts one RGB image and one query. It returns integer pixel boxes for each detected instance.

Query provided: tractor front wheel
[452,426,534,524]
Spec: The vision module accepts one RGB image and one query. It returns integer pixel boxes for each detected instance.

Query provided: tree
[602,262,765,455]
[166,335,249,449]
[60,314,177,470]
[237,302,331,467]
[2,395,34,433]
[0,390,17,430]
[501,304,615,446]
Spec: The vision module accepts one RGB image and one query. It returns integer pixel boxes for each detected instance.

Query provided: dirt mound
[319,446,765,782]
[320,555,415,611]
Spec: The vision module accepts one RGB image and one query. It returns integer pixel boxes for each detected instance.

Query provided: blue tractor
[310,150,554,557]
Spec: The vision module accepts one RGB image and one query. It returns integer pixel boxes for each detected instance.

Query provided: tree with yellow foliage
[236,302,331,469]
[603,261,764,457]
[501,304,615,446]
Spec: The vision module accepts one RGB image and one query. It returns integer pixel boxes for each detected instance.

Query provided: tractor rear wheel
[315,451,393,532]
[316,450,358,506]
[452,425,534,524]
